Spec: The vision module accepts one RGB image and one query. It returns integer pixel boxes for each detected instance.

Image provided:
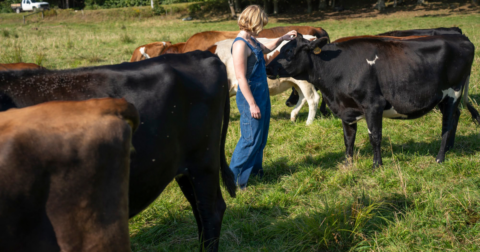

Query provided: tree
[376,0,385,10]
[307,0,312,13]
[319,0,327,10]
[273,0,278,14]
[228,0,236,17]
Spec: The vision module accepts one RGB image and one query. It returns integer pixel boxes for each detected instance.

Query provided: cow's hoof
[436,158,444,163]
[306,120,313,126]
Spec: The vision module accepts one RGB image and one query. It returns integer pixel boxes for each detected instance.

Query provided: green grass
[1,8,480,252]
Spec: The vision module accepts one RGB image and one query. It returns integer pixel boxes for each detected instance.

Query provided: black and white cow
[284,27,463,114]
[266,34,479,170]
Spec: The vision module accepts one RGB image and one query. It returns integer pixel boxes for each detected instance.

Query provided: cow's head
[266,34,329,81]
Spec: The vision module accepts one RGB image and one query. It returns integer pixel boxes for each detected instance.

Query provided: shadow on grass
[250,132,480,187]
[276,3,479,24]
[130,192,413,251]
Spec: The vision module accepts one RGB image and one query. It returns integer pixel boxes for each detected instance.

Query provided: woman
[230,5,297,190]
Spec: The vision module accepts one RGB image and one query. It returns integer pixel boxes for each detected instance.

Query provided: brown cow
[129,41,172,62]
[181,26,329,52]
[0,98,139,252]
[0,62,43,71]
[162,42,186,55]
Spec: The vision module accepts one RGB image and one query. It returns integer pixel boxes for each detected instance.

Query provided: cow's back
[0,98,137,252]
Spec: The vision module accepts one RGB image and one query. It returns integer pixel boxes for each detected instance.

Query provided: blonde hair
[237,5,268,36]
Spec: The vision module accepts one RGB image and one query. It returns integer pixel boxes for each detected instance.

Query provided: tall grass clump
[1,43,23,63]
[120,33,135,44]
[262,195,400,251]
[34,53,46,66]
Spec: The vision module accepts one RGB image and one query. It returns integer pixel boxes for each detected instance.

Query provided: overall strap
[231,37,257,54]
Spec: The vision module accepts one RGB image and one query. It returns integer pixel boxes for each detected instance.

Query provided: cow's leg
[436,96,460,163]
[295,80,320,125]
[319,99,329,117]
[176,175,203,239]
[190,170,224,252]
[364,103,385,170]
[342,121,357,166]
[290,86,306,123]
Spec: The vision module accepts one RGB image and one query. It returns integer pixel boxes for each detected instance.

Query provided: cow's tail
[220,93,236,198]
[463,75,480,125]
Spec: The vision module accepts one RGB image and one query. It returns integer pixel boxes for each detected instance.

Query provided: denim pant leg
[251,92,271,177]
[230,84,270,188]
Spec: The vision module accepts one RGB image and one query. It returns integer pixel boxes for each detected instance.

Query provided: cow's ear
[308,37,329,54]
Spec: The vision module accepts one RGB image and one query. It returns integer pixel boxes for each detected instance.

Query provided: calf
[267,34,479,169]
[0,51,234,252]
[0,98,138,252]
[129,41,172,62]
[214,35,320,125]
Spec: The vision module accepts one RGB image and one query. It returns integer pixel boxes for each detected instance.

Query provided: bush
[153,5,165,16]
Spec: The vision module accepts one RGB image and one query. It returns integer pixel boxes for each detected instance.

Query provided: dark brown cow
[0,63,43,71]
[0,98,139,252]
[130,41,172,62]
[182,26,329,52]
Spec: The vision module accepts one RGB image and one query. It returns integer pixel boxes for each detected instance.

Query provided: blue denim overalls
[229,37,271,189]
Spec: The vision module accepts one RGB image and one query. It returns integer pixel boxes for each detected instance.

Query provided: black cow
[0,51,235,252]
[377,27,463,36]
[266,34,479,170]
[284,27,463,117]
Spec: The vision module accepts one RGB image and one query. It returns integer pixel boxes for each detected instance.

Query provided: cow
[266,34,479,170]
[182,26,329,53]
[214,35,320,125]
[0,62,43,71]
[377,27,463,37]
[0,51,234,252]
[0,98,138,252]
[285,27,463,118]
[129,41,172,62]
[162,42,186,55]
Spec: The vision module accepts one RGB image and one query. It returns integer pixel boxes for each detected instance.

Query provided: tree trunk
[319,0,327,9]
[234,0,241,13]
[273,0,279,14]
[151,0,153,9]
[66,0,69,9]
[376,0,385,10]
[307,0,312,13]
[330,0,335,9]
[264,0,269,14]
[228,0,236,17]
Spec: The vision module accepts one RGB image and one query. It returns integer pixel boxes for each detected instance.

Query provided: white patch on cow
[441,88,462,103]
[162,41,166,46]
[383,106,408,119]
[368,128,372,134]
[140,47,150,59]
[348,115,365,125]
[366,55,379,66]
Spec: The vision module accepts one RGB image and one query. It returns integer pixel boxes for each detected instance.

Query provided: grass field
[1,6,480,251]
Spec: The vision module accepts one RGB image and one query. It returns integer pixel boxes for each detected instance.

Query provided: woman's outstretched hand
[250,103,261,119]
[281,30,298,41]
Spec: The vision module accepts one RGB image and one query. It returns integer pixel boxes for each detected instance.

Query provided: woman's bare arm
[232,40,262,119]
[259,30,298,54]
